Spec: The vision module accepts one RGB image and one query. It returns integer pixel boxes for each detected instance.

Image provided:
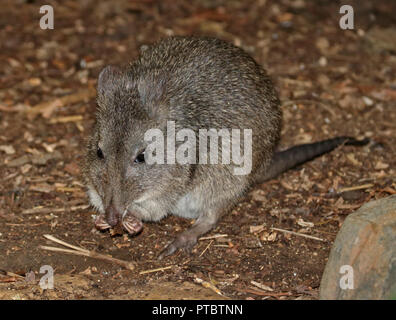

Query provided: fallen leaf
[260,231,277,242]
[0,145,16,154]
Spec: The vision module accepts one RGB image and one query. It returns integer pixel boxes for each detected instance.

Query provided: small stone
[318,56,327,67]
[316,37,330,53]
[362,96,374,106]
[317,74,330,86]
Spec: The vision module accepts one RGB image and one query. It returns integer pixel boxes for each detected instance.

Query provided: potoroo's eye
[134,150,145,164]
[97,147,104,159]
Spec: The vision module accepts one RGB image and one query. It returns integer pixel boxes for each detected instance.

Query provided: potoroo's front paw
[122,212,143,235]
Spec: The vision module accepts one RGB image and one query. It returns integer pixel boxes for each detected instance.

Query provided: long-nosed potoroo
[84,36,368,259]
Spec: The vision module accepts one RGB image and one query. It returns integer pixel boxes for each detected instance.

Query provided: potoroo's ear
[97,65,123,97]
[136,73,168,120]
[96,65,168,120]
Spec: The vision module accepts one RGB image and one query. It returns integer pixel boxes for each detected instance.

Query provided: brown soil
[0,0,395,300]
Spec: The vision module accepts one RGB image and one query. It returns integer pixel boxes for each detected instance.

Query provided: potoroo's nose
[105,203,121,227]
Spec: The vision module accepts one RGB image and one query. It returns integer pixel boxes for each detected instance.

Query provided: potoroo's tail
[258,136,369,183]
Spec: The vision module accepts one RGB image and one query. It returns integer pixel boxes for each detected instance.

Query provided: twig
[49,115,84,124]
[139,266,172,275]
[338,183,373,193]
[0,276,21,283]
[381,187,396,195]
[0,271,24,279]
[55,187,83,193]
[199,234,228,241]
[270,227,324,242]
[40,245,135,270]
[43,234,89,253]
[251,280,274,292]
[336,203,363,210]
[199,240,214,257]
[0,103,27,113]
[237,287,292,297]
[278,78,313,88]
[22,204,89,215]
[40,234,135,271]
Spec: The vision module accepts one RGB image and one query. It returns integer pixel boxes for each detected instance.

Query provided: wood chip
[250,225,265,233]
[296,218,314,228]
[346,153,361,166]
[26,87,96,118]
[374,161,389,170]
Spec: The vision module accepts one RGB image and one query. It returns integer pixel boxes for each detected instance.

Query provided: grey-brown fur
[84,36,366,258]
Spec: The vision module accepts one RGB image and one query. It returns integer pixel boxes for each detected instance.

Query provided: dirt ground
[0,0,395,300]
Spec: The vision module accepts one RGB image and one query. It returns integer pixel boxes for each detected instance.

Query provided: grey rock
[320,195,396,300]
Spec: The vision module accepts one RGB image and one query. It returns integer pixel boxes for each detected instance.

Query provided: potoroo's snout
[105,203,121,227]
